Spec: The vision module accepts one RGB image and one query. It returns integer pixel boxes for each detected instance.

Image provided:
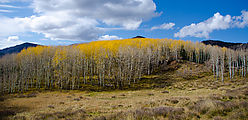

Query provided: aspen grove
[0,38,247,93]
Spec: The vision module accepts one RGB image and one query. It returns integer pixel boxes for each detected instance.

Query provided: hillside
[0,38,248,120]
[1,39,246,58]
[0,38,247,92]
[0,61,247,120]
[0,43,39,57]
[202,40,248,50]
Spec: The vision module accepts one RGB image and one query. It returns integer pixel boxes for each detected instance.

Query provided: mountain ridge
[1,39,247,58]
[0,42,39,57]
[201,40,248,50]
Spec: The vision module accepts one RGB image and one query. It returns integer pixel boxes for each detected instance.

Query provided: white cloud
[151,22,175,30]
[0,0,159,42]
[0,4,21,8]
[7,36,19,41]
[175,10,248,38]
[233,10,248,28]
[0,9,13,12]
[0,0,30,3]
[98,35,122,40]
[30,0,159,30]
[0,0,14,3]
[0,17,28,36]
[0,36,24,49]
[27,15,102,41]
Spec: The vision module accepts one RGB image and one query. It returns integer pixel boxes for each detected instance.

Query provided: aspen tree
[221,47,227,82]
[1,38,248,93]
[227,49,233,79]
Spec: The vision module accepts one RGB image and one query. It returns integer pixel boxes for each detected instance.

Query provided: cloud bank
[0,0,159,41]
[175,10,248,38]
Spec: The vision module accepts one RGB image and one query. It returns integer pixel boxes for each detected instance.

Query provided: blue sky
[0,0,248,49]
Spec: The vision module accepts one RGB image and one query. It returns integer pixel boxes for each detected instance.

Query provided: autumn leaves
[0,38,247,93]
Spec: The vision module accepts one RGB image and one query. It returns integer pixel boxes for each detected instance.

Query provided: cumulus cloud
[0,0,159,42]
[175,10,248,38]
[31,0,159,30]
[151,22,175,30]
[98,35,122,40]
[7,36,19,41]
[26,15,102,41]
[0,36,24,49]
[0,17,28,36]
[233,10,248,28]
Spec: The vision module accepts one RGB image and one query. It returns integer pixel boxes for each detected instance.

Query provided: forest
[0,38,247,93]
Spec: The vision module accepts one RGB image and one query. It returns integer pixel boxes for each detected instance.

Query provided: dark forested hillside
[202,40,248,50]
[132,36,146,38]
[0,43,39,57]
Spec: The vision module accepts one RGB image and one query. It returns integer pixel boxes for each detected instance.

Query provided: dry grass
[0,61,248,120]
[1,83,247,120]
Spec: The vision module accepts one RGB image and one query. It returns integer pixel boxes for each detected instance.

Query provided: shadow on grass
[0,102,29,120]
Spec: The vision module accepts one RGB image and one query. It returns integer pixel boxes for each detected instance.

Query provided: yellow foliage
[17,38,209,63]
[52,48,67,67]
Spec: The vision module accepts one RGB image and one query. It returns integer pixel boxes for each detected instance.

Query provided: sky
[0,0,248,49]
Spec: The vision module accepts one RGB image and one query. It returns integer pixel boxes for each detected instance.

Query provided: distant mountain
[201,40,248,50]
[133,36,146,38]
[0,43,39,57]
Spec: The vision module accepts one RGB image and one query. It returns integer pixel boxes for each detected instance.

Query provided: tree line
[0,38,247,93]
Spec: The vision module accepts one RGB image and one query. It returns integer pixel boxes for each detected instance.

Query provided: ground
[0,61,248,120]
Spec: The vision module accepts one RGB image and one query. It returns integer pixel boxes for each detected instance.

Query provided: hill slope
[202,40,248,50]
[1,61,247,120]
[0,43,39,57]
